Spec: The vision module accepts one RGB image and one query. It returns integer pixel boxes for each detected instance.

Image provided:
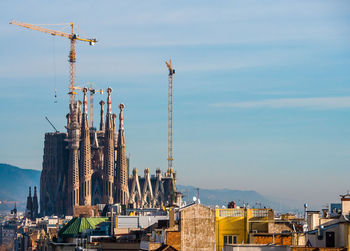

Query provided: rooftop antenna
[303,203,308,232]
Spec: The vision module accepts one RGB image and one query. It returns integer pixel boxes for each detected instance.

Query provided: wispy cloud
[211,97,350,109]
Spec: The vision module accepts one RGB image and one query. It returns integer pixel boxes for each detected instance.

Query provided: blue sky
[1,0,350,209]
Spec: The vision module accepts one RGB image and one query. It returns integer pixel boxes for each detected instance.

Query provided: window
[224,235,237,244]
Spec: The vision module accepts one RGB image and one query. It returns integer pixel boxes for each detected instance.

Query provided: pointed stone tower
[32,186,39,219]
[113,114,118,148]
[103,88,115,205]
[67,101,80,215]
[77,100,82,126]
[11,202,17,219]
[116,103,129,205]
[80,88,92,206]
[112,113,118,203]
[99,100,105,131]
[25,187,33,219]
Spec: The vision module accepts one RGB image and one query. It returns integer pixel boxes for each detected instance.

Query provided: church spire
[67,101,80,215]
[103,88,115,204]
[25,187,33,219]
[119,103,124,130]
[116,103,129,205]
[99,100,105,131]
[32,186,38,219]
[80,88,92,206]
[107,88,112,114]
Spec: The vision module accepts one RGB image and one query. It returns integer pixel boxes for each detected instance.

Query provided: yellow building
[215,208,274,251]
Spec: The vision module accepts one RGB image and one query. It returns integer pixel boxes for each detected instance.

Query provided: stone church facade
[40,88,177,216]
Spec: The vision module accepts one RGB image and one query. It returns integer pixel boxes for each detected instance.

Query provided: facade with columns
[40,88,177,216]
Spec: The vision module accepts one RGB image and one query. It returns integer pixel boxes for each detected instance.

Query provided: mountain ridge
[0,163,40,211]
[0,163,293,212]
[176,184,291,211]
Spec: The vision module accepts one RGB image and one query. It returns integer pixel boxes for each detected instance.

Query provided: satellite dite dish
[193,196,197,202]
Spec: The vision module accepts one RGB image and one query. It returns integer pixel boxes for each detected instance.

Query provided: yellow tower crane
[166,59,175,172]
[10,20,97,104]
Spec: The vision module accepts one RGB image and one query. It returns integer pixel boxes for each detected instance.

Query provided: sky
[0,0,350,209]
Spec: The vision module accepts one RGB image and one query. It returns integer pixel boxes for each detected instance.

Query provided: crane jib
[10,20,97,104]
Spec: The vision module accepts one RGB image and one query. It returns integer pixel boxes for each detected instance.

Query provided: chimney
[169,208,175,227]
[341,193,350,215]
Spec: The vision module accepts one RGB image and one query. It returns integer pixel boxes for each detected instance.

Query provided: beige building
[143,203,216,251]
[161,203,216,251]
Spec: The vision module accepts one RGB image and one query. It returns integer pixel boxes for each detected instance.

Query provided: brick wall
[252,234,292,245]
[291,247,347,251]
[167,231,181,251]
[180,204,216,251]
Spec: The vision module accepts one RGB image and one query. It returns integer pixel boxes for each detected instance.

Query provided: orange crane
[10,20,97,104]
[166,59,175,172]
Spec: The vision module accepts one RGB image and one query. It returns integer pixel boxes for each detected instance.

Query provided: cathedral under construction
[40,88,178,216]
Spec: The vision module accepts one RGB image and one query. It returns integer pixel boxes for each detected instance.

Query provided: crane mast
[89,82,103,129]
[166,59,175,172]
[10,20,97,104]
[69,34,77,104]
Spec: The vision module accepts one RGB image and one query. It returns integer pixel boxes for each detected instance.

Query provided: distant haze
[0,0,349,210]
[0,163,296,213]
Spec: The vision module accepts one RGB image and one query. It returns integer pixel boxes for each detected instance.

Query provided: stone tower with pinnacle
[67,101,80,215]
[103,88,115,204]
[80,88,92,205]
[32,186,39,219]
[116,103,129,205]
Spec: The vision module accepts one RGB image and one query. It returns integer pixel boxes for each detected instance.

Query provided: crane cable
[52,36,57,103]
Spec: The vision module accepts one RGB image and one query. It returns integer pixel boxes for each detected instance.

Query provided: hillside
[0,163,40,211]
[176,185,291,212]
[0,164,292,213]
